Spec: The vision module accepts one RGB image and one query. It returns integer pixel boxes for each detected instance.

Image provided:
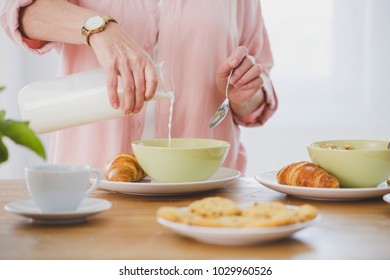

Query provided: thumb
[228,46,249,67]
[217,46,249,79]
[216,60,233,80]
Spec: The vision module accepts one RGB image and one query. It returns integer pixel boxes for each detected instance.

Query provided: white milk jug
[18,62,174,134]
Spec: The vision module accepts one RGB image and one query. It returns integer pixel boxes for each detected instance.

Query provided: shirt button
[132,121,141,129]
[144,42,152,50]
[150,5,158,14]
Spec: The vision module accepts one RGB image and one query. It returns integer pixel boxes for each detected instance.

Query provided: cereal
[319,143,354,150]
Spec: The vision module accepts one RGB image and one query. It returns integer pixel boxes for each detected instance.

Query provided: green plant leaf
[0,110,5,122]
[0,86,5,92]
[0,135,9,164]
[0,120,46,160]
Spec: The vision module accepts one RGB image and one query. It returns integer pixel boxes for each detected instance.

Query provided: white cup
[25,165,101,212]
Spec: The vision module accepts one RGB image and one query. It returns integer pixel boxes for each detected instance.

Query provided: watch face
[85,16,105,30]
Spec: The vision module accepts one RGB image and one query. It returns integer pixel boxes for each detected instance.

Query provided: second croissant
[277,161,339,188]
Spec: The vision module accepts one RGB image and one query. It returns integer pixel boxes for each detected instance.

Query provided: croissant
[277,161,339,188]
[104,153,146,182]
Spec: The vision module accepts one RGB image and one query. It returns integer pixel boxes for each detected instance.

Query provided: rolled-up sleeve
[234,0,278,127]
[0,0,57,55]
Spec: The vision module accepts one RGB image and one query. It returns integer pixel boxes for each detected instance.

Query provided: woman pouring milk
[0,0,277,174]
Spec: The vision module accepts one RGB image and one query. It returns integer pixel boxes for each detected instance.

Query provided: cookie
[296,204,318,222]
[157,206,194,224]
[157,197,318,229]
[188,197,241,218]
[242,202,286,218]
[191,216,254,228]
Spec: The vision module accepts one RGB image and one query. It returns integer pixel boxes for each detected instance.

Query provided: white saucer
[4,198,112,224]
[157,205,320,246]
[94,167,241,196]
[383,193,390,204]
[255,170,390,201]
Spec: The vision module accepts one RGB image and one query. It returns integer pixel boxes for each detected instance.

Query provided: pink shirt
[1,0,277,174]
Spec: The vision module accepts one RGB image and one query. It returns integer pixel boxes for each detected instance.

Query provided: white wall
[242,0,390,176]
[0,28,58,178]
[0,0,389,179]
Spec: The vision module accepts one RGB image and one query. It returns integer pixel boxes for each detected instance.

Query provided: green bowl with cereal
[132,138,230,183]
[307,140,390,188]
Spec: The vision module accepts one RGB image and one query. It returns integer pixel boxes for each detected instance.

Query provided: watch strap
[81,15,118,46]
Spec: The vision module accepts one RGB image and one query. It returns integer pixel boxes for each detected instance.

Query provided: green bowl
[132,138,230,183]
[307,139,390,188]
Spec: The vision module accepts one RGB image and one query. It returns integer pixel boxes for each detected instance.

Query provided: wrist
[88,20,119,47]
[81,15,118,46]
[231,89,265,119]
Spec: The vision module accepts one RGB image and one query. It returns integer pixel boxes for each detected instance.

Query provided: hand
[89,23,158,115]
[216,46,265,118]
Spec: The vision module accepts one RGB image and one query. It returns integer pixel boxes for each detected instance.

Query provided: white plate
[157,205,320,246]
[383,193,390,204]
[255,170,390,201]
[4,198,112,224]
[95,167,241,196]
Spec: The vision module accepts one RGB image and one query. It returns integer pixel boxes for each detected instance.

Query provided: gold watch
[81,15,117,46]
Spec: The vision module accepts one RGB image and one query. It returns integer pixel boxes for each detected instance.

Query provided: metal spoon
[209,69,234,128]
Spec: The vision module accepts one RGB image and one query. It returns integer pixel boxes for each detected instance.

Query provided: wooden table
[1,178,390,260]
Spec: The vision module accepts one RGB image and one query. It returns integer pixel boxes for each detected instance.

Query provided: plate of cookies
[92,153,241,196]
[157,197,320,245]
[255,161,390,200]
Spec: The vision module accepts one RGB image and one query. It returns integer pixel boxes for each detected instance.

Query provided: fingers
[92,24,156,115]
[219,46,262,88]
[144,63,158,101]
[119,63,136,115]
[238,72,264,91]
[106,67,120,109]
[232,59,263,89]
[217,46,249,79]
[131,62,147,114]
[216,46,264,98]
[111,60,154,115]
[228,46,249,67]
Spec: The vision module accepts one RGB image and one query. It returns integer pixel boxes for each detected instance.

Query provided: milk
[167,94,175,147]
[19,67,174,134]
